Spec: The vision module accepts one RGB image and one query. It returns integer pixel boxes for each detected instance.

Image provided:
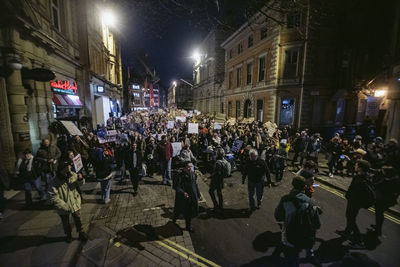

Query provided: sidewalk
[0,173,214,267]
[290,152,400,217]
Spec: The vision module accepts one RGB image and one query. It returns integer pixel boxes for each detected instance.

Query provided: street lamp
[374,88,387,97]
[102,10,116,27]
[192,50,201,64]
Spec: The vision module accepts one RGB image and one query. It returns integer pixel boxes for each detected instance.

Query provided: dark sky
[121,16,208,88]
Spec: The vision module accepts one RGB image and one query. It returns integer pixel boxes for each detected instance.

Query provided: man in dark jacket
[274,176,321,266]
[337,159,371,248]
[172,162,200,232]
[242,149,271,211]
[157,135,173,185]
[36,138,61,200]
[209,148,226,211]
[126,143,143,195]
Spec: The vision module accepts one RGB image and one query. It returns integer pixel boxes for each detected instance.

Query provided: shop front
[51,79,83,125]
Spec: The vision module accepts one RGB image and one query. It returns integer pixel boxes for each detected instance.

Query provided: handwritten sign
[172,142,182,157]
[167,121,174,129]
[188,123,199,134]
[60,120,83,136]
[73,154,83,172]
[98,130,118,143]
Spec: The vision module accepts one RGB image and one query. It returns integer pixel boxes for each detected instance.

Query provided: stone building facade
[192,28,228,114]
[221,5,336,127]
[0,0,122,172]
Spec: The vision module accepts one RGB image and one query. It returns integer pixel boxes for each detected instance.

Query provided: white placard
[213,123,222,130]
[60,121,83,136]
[172,142,182,157]
[167,121,174,129]
[188,123,199,134]
[176,116,186,122]
[73,154,83,172]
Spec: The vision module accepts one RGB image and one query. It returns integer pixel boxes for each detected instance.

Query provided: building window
[51,0,61,31]
[260,26,268,40]
[228,71,233,89]
[248,35,254,48]
[228,101,232,117]
[235,100,241,118]
[284,49,299,78]
[237,43,243,54]
[244,99,252,118]
[229,49,233,59]
[258,56,266,82]
[221,102,224,113]
[236,67,242,87]
[246,62,252,85]
[287,12,301,29]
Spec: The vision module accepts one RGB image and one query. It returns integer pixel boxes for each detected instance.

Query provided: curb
[314,176,400,218]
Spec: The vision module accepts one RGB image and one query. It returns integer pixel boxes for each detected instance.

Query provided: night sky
[120,8,209,88]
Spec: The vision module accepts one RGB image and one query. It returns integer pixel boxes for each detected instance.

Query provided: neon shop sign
[51,80,78,95]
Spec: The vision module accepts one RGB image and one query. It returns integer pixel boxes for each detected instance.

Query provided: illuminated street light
[192,50,201,64]
[102,10,116,27]
[173,81,177,87]
[374,89,387,97]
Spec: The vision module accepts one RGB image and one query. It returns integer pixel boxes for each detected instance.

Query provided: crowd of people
[1,108,399,266]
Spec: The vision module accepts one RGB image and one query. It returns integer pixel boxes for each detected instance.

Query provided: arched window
[244,99,252,118]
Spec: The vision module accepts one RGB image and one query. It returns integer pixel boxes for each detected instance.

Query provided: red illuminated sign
[51,80,78,95]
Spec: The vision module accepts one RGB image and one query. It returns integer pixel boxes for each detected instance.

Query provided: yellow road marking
[316,180,400,225]
[155,240,208,267]
[158,235,221,267]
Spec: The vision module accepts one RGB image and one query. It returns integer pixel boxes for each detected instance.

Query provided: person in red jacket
[157,135,173,185]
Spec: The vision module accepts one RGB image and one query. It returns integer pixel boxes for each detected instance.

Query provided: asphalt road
[190,169,400,267]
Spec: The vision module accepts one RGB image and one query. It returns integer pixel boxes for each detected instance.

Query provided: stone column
[0,77,16,172]
[6,64,32,155]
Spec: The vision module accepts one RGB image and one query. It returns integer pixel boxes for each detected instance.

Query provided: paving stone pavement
[77,174,204,266]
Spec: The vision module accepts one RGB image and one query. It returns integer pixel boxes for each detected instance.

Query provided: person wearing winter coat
[126,143,143,195]
[92,145,114,204]
[157,135,173,185]
[50,162,88,243]
[172,162,201,232]
[16,149,46,206]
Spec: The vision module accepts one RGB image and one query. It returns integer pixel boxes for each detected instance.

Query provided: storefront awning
[52,94,83,107]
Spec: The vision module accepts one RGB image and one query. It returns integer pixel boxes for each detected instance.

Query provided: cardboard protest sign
[172,142,182,157]
[188,123,199,134]
[213,123,222,130]
[167,121,174,129]
[176,116,186,122]
[73,154,83,172]
[60,121,83,136]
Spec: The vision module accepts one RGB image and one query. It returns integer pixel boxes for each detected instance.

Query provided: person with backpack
[92,144,114,204]
[209,148,230,211]
[337,159,374,248]
[274,176,321,267]
[242,149,271,211]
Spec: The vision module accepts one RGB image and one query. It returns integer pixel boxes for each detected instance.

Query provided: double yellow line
[317,182,400,225]
[155,235,221,267]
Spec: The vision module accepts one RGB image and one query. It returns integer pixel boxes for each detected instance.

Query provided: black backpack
[286,196,320,249]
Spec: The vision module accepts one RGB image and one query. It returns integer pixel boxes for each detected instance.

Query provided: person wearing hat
[274,140,288,184]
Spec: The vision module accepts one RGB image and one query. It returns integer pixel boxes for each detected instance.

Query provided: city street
[1,166,399,266]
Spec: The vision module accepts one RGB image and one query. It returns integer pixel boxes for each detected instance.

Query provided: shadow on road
[197,208,253,220]
[0,235,66,253]
[252,231,281,252]
[115,221,183,250]
[325,252,380,267]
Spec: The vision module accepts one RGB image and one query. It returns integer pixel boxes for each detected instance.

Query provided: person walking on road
[50,162,88,243]
[242,149,271,211]
[274,176,321,267]
[337,160,373,248]
[172,162,201,232]
[92,145,114,204]
[127,143,143,195]
[209,148,227,211]
[157,135,173,185]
